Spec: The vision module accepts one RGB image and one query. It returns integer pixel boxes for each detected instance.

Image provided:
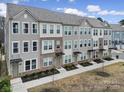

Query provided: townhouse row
[5,3,112,77]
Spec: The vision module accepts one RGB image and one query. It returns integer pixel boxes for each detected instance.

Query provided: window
[23,23,29,34]
[43,24,47,34]
[32,41,37,51]
[64,41,68,49]
[84,40,87,47]
[93,29,95,36]
[68,27,72,35]
[57,25,60,34]
[64,41,72,49]
[74,40,78,48]
[84,28,87,35]
[43,57,53,67]
[32,23,37,34]
[56,41,60,48]
[13,22,19,33]
[64,27,68,35]
[100,30,102,36]
[49,41,52,49]
[88,28,91,34]
[12,42,19,54]
[23,42,29,52]
[109,30,111,35]
[44,41,48,50]
[64,55,72,64]
[32,59,36,69]
[80,40,83,47]
[80,28,83,35]
[50,25,54,34]
[88,40,91,46]
[25,59,37,71]
[25,60,30,70]
[43,40,54,51]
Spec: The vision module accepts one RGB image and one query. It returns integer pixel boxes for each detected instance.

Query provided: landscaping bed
[103,57,114,61]
[93,59,104,64]
[63,64,78,71]
[79,62,93,67]
[21,68,60,82]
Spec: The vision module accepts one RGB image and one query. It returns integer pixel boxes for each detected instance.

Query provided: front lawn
[0,77,11,92]
[93,59,104,64]
[103,57,114,61]
[21,68,60,82]
[63,64,78,71]
[28,62,124,92]
[79,62,93,67]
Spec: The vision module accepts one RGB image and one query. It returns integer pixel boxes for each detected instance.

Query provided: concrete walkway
[11,59,124,92]
[10,78,27,92]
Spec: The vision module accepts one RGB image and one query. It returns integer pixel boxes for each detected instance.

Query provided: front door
[12,63,19,77]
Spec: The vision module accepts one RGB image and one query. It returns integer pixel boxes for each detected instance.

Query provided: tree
[97,17,104,22]
[119,19,124,25]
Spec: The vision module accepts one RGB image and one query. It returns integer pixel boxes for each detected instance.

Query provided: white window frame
[22,22,30,34]
[12,41,20,55]
[42,24,47,34]
[24,58,37,71]
[22,41,30,53]
[31,22,38,34]
[32,40,38,52]
[12,21,20,34]
[43,57,53,67]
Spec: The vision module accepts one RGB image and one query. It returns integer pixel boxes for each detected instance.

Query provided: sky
[0,0,124,23]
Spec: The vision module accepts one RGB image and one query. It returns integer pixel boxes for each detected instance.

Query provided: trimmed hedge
[79,62,93,67]
[63,64,78,71]
[21,68,60,82]
[103,57,114,61]
[93,59,104,64]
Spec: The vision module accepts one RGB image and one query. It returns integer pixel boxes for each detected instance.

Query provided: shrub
[79,62,93,67]
[0,77,11,92]
[21,68,60,82]
[63,64,78,71]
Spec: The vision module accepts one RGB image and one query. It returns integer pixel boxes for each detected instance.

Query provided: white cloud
[88,16,96,18]
[56,8,64,11]
[64,8,87,16]
[12,0,29,4]
[0,3,6,17]
[56,7,87,16]
[87,5,101,12]
[98,10,124,16]
[69,0,75,2]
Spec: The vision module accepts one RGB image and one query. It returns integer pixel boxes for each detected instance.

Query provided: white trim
[43,57,53,67]
[24,58,38,72]
[22,40,30,53]
[31,22,38,34]
[12,21,20,34]
[32,40,38,52]
[22,22,30,34]
[12,41,20,55]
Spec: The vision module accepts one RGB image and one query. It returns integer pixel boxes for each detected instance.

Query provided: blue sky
[0,0,124,23]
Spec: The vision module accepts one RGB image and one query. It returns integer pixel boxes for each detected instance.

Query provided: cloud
[64,8,87,16]
[69,0,76,2]
[98,10,124,16]
[0,3,6,17]
[87,5,101,12]
[88,16,96,18]
[12,0,29,4]
[56,7,87,16]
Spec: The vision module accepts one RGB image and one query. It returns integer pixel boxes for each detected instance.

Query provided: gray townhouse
[110,24,124,49]
[0,16,5,43]
[5,3,112,77]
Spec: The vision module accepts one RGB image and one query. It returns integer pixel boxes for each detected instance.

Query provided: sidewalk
[10,59,124,92]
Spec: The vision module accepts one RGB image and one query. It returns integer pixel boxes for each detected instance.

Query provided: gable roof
[7,3,111,28]
[110,24,124,31]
